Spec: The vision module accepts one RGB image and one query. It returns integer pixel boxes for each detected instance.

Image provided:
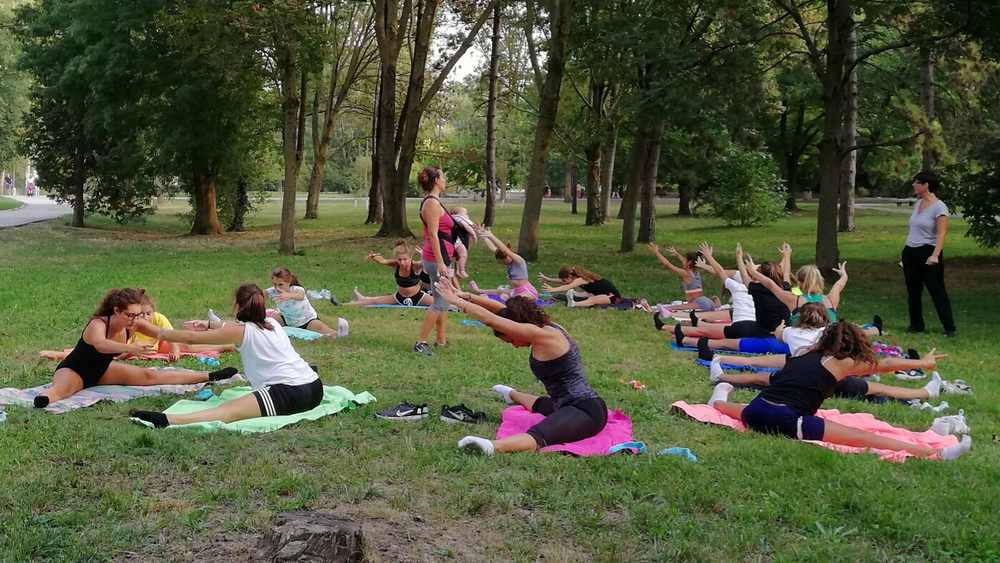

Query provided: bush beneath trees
[705,147,787,227]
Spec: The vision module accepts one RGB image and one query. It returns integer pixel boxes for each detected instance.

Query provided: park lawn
[0,199,998,562]
[0,196,23,211]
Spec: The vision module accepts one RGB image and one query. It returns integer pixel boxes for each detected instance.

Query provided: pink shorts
[511,283,539,299]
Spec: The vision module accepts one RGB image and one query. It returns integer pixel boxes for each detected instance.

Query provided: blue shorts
[741,395,825,441]
[738,338,790,355]
[692,296,716,311]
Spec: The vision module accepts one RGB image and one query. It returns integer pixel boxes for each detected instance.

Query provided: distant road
[0,195,71,229]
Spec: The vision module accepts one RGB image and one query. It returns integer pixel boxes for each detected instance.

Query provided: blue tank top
[789,293,838,324]
[528,324,600,407]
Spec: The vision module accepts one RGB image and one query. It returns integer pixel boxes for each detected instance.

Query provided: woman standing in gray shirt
[902,171,956,336]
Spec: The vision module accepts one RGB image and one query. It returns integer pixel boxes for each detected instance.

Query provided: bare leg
[166,392,262,425]
[508,389,540,410]
[38,368,85,403]
[493,433,540,453]
[99,362,209,386]
[821,419,936,457]
[692,310,732,322]
[570,294,613,308]
[865,381,929,401]
[716,354,788,369]
[418,309,442,342]
[719,373,771,387]
[304,318,337,337]
[676,324,727,338]
[182,343,236,354]
[711,401,746,419]
[434,312,448,345]
[348,293,398,306]
[39,350,70,361]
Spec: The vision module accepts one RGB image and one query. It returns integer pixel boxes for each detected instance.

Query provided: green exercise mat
[132,385,376,433]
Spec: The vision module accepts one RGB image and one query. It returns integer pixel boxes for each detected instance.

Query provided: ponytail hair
[271,267,300,287]
[808,321,875,365]
[417,166,442,193]
[795,265,825,295]
[795,302,829,330]
[557,265,601,282]
[93,288,146,318]
[235,283,273,331]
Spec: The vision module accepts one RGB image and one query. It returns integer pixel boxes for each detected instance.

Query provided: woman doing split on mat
[542,266,650,310]
[130,284,323,428]
[647,243,719,312]
[706,322,972,460]
[468,230,539,301]
[432,281,607,456]
[413,166,455,356]
[267,267,349,338]
[34,288,239,409]
[349,240,433,307]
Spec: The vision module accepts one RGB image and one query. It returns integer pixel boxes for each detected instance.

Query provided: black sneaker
[440,404,487,424]
[329,293,340,306]
[376,402,429,421]
[689,311,699,327]
[413,341,433,356]
[872,314,884,335]
[652,311,665,331]
[697,337,713,361]
[674,323,685,347]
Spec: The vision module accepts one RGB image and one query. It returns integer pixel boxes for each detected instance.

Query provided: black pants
[902,245,955,332]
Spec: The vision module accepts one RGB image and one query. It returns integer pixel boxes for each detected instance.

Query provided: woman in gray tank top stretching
[434,281,608,456]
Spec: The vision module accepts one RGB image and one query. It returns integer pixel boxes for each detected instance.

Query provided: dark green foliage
[706,146,787,227]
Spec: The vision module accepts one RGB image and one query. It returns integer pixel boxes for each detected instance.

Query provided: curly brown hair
[494,296,549,338]
[93,288,146,318]
[808,321,875,365]
[795,302,829,330]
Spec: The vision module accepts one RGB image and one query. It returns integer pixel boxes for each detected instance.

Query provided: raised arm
[697,242,728,283]
[481,230,520,262]
[436,280,548,342]
[647,243,689,280]
[744,256,797,310]
[778,242,792,284]
[735,244,751,288]
[827,261,848,310]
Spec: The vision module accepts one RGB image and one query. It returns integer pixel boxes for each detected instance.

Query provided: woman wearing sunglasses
[33,288,237,408]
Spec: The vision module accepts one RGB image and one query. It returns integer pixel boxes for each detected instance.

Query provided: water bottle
[198,355,220,367]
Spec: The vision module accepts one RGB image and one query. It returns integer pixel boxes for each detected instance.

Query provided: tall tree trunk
[279,56,306,255]
[815,0,852,271]
[517,0,572,261]
[584,145,601,225]
[72,178,85,228]
[838,20,857,232]
[678,182,692,216]
[305,78,323,220]
[367,65,384,224]
[483,3,501,227]
[637,120,665,243]
[619,131,646,252]
[228,177,249,232]
[599,128,616,222]
[190,173,222,235]
[785,102,805,211]
[569,162,578,214]
[920,46,936,170]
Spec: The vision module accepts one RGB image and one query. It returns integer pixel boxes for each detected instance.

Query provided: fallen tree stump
[254,511,365,563]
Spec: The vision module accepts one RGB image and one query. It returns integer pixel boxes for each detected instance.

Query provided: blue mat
[364,304,429,309]
[669,341,758,357]
[695,358,778,373]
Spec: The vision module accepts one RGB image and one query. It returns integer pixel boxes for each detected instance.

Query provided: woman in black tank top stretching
[348,240,433,307]
[34,288,238,409]
[434,281,608,456]
[706,322,972,460]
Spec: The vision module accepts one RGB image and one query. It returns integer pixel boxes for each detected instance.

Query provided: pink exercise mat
[495,405,634,456]
[671,401,958,463]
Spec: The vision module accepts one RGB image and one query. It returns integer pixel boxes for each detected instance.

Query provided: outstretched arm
[542,277,588,293]
[159,323,245,347]
[88,319,154,355]
[827,261,848,310]
[647,243,690,280]
[367,252,397,267]
[844,349,945,377]
[481,230,520,262]
[697,242,728,283]
[436,280,547,341]
[778,242,792,285]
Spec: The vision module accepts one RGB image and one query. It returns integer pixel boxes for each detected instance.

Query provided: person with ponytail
[432,281,608,456]
[34,289,238,409]
[413,166,455,356]
[467,229,539,302]
[706,322,972,460]
[542,265,649,310]
[267,267,349,338]
[348,240,434,307]
[129,284,323,428]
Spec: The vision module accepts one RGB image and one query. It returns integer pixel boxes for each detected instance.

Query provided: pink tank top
[421,196,455,263]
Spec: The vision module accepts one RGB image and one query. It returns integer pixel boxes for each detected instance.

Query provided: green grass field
[0,199,997,561]
[0,196,23,211]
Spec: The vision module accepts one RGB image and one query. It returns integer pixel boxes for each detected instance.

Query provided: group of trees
[5,1,1000,264]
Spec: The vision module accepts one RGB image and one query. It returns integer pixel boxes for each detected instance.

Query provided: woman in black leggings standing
[902,171,956,336]
[433,281,607,456]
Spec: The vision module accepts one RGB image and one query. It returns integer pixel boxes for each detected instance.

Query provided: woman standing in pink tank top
[413,166,455,356]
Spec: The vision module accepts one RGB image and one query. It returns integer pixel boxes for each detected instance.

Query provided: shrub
[706,147,786,227]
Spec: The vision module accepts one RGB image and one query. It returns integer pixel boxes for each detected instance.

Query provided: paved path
[0,196,71,229]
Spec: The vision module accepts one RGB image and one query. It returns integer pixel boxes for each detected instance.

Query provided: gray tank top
[506,257,529,281]
[528,324,600,407]
[683,270,703,293]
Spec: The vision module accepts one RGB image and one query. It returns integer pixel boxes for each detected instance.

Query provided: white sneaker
[931,409,970,436]
[336,317,349,338]
[566,289,576,308]
[941,379,973,395]
[458,436,495,456]
[709,356,724,384]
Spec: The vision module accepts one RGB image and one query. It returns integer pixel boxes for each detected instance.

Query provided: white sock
[337,317,349,338]
[708,382,734,407]
[566,289,576,307]
[939,435,972,461]
[458,436,495,456]
[207,309,222,329]
[923,371,942,398]
[492,384,514,404]
[710,356,724,384]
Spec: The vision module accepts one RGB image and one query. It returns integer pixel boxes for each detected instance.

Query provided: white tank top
[236,318,318,389]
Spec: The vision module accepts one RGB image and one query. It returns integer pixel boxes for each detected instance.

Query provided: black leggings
[902,245,955,332]
[526,397,608,447]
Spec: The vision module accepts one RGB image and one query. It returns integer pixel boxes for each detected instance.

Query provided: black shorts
[56,356,111,389]
[295,317,319,330]
[526,396,608,448]
[395,291,429,306]
[253,379,324,417]
[723,320,773,339]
